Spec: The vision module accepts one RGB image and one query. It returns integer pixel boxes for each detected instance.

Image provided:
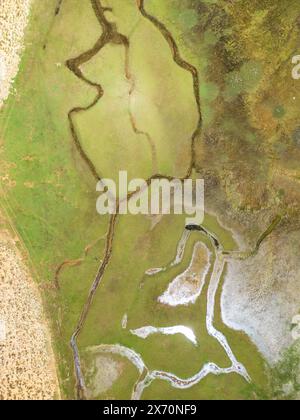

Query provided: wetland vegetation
[1,0,300,400]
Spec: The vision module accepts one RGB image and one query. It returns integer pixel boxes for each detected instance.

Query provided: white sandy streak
[206,252,251,382]
[90,248,250,399]
[158,242,211,307]
[89,344,145,375]
[145,229,191,276]
[130,325,198,346]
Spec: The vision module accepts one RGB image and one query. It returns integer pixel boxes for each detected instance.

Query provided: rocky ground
[0,230,59,399]
[0,0,31,106]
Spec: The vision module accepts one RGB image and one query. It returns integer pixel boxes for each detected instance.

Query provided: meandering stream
[64,0,282,399]
[90,215,280,399]
[66,0,202,399]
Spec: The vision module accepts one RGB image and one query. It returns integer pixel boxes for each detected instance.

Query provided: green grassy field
[78,210,270,398]
[0,0,110,397]
[0,0,275,399]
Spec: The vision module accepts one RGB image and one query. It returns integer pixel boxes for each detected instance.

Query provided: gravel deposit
[0,0,31,106]
[0,234,60,399]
